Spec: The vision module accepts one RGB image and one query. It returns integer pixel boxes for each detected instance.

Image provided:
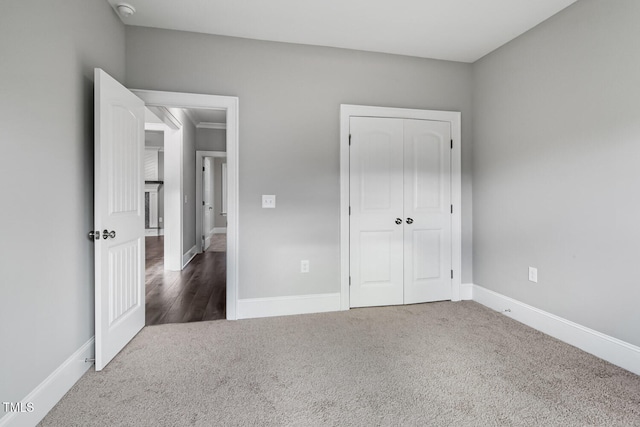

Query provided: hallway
[145,236,226,325]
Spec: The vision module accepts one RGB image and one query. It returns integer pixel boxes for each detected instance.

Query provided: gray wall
[169,108,198,253]
[472,0,640,346]
[196,128,227,152]
[126,29,473,299]
[0,0,124,413]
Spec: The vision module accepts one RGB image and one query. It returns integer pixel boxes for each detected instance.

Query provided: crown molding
[197,122,227,130]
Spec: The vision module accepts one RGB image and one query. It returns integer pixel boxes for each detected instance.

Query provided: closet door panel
[403,119,452,304]
[349,117,404,307]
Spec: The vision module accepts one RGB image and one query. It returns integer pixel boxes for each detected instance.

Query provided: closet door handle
[395,218,402,225]
[406,218,414,224]
[103,230,116,239]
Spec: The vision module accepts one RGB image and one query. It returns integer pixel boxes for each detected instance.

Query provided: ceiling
[108,0,577,63]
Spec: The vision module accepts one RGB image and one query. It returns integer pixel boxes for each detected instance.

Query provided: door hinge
[451,139,453,149]
[349,276,351,286]
[451,270,454,279]
[451,204,453,214]
[202,201,205,206]
[349,206,351,215]
[349,134,352,146]
[203,166,205,171]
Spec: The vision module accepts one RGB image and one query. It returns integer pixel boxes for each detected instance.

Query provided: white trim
[146,106,182,130]
[195,150,227,253]
[182,108,198,127]
[212,227,227,234]
[340,104,462,310]
[237,293,341,319]
[133,90,239,320]
[197,122,226,130]
[0,338,94,427]
[145,228,164,236]
[182,244,198,268]
[472,284,640,376]
[460,283,473,300]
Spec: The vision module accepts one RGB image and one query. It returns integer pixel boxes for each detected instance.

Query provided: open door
[94,68,145,371]
[202,157,213,251]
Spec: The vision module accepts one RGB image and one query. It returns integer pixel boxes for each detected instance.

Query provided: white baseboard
[212,227,227,234]
[460,283,473,300]
[145,228,164,236]
[237,293,341,320]
[0,338,94,427]
[472,284,640,376]
[182,245,197,268]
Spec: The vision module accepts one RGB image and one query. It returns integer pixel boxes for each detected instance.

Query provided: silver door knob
[406,218,414,224]
[395,218,402,225]
[88,230,100,241]
[103,229,116,239]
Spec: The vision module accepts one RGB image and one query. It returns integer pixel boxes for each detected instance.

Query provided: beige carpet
[40,302,640,426]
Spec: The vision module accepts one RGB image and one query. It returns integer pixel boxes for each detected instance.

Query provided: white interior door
[202,156,214,250]
[349,117,452,308]
[94,68,145,371]
[403,119,452,303]
[349,117,404,307]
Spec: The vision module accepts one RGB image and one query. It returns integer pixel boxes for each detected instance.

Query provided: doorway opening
[143,107,230,325]
[134,89,239,323]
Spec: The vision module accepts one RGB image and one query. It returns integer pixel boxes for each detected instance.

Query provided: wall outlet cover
[262,195,276,208]
[301,260,309,273]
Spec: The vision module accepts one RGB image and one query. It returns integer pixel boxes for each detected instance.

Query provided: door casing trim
[132,89,239,320]
[339,104,462,310]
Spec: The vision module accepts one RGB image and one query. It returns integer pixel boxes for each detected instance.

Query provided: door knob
[88,230,100,241]
[103,229,116,239]
[395,218,402,225]
[406,218,414,224]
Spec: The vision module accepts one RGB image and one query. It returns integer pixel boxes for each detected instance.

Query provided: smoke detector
[116,3,136,18]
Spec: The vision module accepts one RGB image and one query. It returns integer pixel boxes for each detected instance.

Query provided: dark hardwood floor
[145,236,226,326]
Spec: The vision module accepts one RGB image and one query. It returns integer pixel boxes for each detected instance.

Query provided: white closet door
[403,119,452,304]
[349,117,404,307]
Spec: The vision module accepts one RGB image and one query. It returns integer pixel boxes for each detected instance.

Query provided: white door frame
[132,89,240,321]
[196,150,227,253]
[340,104,462,310]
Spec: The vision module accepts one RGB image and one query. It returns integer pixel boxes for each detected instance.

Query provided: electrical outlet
[262,195,276,208]
[528,267,538,283]
[159,217,163,223]
[300,260,309,273]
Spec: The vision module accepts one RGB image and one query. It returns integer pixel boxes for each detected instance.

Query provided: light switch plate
[528,267,538,283]
[262,195,276,208]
